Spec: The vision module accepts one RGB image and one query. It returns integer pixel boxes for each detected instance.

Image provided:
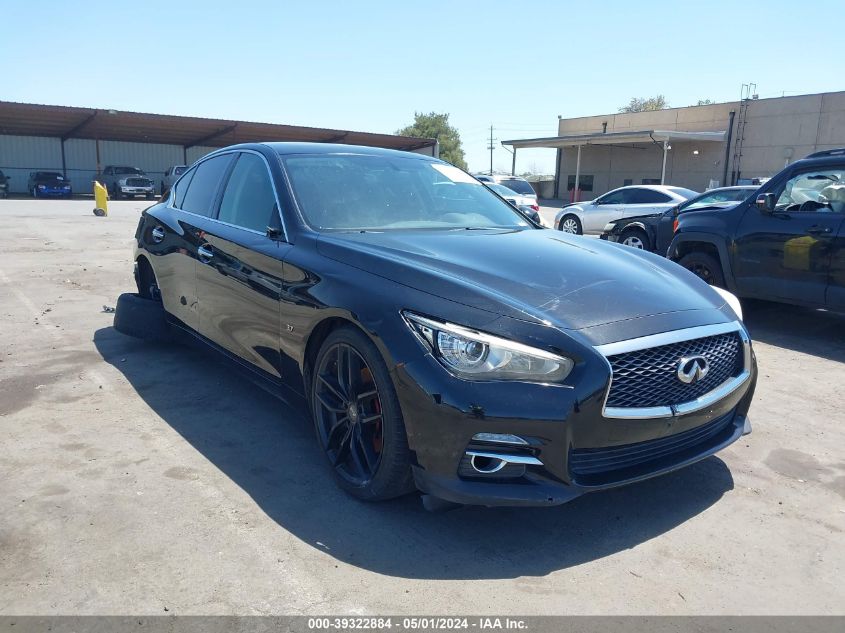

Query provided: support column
[661,140,668,184]
[511,147,516,176]
[573,145,582,203]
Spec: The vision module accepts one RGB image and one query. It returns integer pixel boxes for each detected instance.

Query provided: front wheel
[558,214,582,234]
[310,326,414,501]
[678,251,726,287]
[620,228,651,251]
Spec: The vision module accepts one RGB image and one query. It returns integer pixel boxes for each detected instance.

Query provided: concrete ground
[0,199,843,615]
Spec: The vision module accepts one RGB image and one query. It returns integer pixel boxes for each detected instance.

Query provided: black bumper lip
[393,347,756,508]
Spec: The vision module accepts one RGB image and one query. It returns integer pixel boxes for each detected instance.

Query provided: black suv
[670,149,845,310]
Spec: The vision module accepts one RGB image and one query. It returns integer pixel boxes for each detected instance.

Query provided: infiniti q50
[116,142,757,508]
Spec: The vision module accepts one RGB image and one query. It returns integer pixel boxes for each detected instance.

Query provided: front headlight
[403,312,574,382]
[711,286,743,321]
[118,178,128,185]
[603,222,616,232]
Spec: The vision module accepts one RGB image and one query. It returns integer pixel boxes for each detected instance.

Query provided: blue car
[28,171,72,198]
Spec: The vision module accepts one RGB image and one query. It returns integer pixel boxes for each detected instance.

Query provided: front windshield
[115,167,144,175]
[681,188,754,212]
[38,172,63,179]
[283,154,531,231]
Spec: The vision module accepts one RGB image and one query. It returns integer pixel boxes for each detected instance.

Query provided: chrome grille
[605,331,743,409]
[126,177,151,187]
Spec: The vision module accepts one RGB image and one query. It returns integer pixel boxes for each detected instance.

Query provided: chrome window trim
[166,148,289,241]
[595,321,751,420]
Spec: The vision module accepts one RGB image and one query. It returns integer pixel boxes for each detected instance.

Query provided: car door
[827,219,845,309]
[195,150,291,379]
[150,153,233,331]
[732,165,845,304]
[583,189,631,234]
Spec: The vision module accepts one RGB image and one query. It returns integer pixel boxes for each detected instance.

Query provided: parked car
[97,166,156,199]
[554,185,698,235]
[27,171,72,198]
[669,148,845,310]
[116,142,756,509]
[484,182,541,224]
[0,170,9,198]
[474,174,539,210]
[601,186,759,253]
[161,165,188,194]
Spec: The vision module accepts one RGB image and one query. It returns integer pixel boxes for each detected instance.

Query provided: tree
[396,112,467,170]
[618,95,669,113]
[695,99,715,106]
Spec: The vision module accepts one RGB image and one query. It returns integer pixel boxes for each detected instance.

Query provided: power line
[486,125,497,175]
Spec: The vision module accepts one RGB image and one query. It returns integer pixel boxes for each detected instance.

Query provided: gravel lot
[1,199,843,615]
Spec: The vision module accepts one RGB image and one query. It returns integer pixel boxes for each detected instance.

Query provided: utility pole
[487,125,496,175]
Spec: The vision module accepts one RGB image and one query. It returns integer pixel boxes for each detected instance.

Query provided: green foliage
[618,95,669,113]
[397,112,467,170]
[696,99,715,106]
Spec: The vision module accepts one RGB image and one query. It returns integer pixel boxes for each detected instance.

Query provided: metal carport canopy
[502,129,727,188]
[0,100,437,152]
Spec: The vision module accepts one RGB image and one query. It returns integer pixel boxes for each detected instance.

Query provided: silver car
[554,185,697,235]
[474,174,538,207]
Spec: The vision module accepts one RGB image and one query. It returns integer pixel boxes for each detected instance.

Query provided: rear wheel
[558,214,582,234]
[678,251,726,287]
[620,228,651,251]
[310,326,414,501]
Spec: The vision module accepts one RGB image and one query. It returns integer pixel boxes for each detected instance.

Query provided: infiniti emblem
[677,355,709,384]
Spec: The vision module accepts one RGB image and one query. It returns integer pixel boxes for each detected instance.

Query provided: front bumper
[394,338,756,508]
[37,186,72,196]
[120,186,155,195]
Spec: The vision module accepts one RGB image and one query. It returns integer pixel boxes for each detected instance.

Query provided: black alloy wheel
[311,327,413,500]
[678,252,726,288]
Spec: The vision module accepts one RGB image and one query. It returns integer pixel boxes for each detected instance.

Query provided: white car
[554,185,698,235]
[474,174,538,208]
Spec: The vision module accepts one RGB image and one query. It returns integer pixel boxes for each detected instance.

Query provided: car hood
[35,177,69,185]
[316,229,727,331]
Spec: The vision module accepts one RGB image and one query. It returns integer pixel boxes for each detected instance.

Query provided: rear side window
[180,154,233,217]
[217,153,277,233]
[630,188,672,204]
[172,167,195,208]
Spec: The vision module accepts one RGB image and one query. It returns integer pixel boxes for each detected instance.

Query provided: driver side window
[597,189,627,205]
[775,168,845,213]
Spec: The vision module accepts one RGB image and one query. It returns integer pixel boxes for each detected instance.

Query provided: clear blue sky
[2,0,840,174]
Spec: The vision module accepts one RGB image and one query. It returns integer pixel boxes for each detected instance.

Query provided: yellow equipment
[93,180,108,216]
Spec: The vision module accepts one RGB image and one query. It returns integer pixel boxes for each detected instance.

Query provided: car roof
[242,141,439,161]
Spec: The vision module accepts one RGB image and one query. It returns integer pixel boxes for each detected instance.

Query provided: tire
[558,214,582,234]
[110,184,121,200]
[678,251,726,288]
[619,228,651,251]
[113,292,171,342]
[310,326,414,501]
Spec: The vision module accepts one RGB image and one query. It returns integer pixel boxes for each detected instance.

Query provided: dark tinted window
[172,167,195,208]
[498,178,535,195]
[180,154,233,216]
[217,153,277,233]
[597,189,628,204]
[174,166,187,175]
[630,188,672,204]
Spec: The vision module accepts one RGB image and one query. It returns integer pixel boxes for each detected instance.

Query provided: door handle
[197,244,214,262]
[150,226,165,243]
[806,225,832,235]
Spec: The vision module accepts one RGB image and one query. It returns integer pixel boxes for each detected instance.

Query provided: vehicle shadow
[742,299,845,363]
[94,326,735,580]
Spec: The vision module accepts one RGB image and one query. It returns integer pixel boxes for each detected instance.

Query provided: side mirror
[756,193,776,213]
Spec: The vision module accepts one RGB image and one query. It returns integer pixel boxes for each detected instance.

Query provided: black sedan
[116,143,757,508]
[600,186,759,254]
